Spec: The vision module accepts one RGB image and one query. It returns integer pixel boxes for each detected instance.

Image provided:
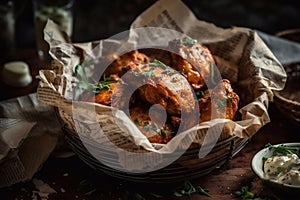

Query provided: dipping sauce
[264,153,300,185]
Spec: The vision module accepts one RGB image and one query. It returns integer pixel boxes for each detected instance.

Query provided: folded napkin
[257,31,300,64]
[0,93,64,188]
[0,118,36,160]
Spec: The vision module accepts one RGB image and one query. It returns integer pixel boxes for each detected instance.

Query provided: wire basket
[274,62,300,126]
[275,28,300,43]
[55,107,250,183]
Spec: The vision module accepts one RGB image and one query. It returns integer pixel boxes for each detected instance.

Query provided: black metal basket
[55,107,250,183]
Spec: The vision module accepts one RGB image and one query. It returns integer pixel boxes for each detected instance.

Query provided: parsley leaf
[140,69,154,77]
[235,186,271,200]
[174,181,210,197]
[179,36,198,46]
[75,64,116,94]
[149,59,167,68]
[265,143,300,156]
[226,95,233,102]
[160,129,168,138]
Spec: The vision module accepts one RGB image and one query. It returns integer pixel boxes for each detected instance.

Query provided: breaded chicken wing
[80,75,120,106]
[117,60,196,116]
[104,50,149,77]
[199,79,239,122]
[168,37,216,90]
[129,106,174,144]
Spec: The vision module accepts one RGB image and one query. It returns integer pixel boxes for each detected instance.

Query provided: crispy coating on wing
[93,82,117,105]
[81,75,121,106]
[85,38,241,144]
[168,38,216,90]
[129,106,173,144]
[139,48,173,66]
[104,50,150,77]
[121,62,196,116]
[199,79,239,122]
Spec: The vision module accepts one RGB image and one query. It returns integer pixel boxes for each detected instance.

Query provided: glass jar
[33,0,74,60]
[0,0,15,62]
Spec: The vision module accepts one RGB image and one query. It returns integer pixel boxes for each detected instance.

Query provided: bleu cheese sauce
[264,153,300,185]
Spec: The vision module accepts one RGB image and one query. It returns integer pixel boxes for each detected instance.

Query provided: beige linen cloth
[0,93,67,188]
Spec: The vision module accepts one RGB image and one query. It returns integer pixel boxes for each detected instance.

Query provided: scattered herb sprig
[226,95,233,102]
[75,64,116,93]
[265,143,300,157]
[235,186,270,200]
[179,36,198,47]
[149,59,167,68]
[131,59,177,78]
[173,180,210,197]
[195,90,205,99]
[135,119,169,138]
[216,95,234,111]
[150,59,176,75]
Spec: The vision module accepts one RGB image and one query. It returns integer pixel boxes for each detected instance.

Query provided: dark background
[8,0,300,49]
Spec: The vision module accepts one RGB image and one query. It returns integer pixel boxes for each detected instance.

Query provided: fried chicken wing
[82,38,240,144]
[104,50,150,77]
[93,82,117,105]
[139,48,173,66]
[199,79,239,122]
[129,106,174,144]
[168,38,216,90]
[80,75,120,106]
[117,61,197,116]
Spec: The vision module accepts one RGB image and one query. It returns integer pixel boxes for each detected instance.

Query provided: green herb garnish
[140,69,154,77]
[173,180,210,197]
[160,129,168,138]
[75,64,116,93]
[226,95,233,102]
[93,77,116,93]
[235,186,254,199]
[262,156,268,161]
[132,59,175,78]
[143,123,160,133]
[150,59,176,75]
[149,59,167,68]
[235,186,270,200]
[134,119,139,125]
[196,90,205,98]
[265,143,300,156]
[179,36,198,47]
[216,96,233,111]
[179,69,185,75]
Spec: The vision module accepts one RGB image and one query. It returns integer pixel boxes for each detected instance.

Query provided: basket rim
[274,90,300,107]
[275,28,300,37]
[274,61,300,107]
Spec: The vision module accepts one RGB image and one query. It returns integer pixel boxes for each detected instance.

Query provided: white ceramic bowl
[251,143,300,194]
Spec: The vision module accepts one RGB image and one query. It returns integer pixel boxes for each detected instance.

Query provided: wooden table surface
[0,49,299,200]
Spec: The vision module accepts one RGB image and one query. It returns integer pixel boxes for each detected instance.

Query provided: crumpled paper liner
[37,0,286,170]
